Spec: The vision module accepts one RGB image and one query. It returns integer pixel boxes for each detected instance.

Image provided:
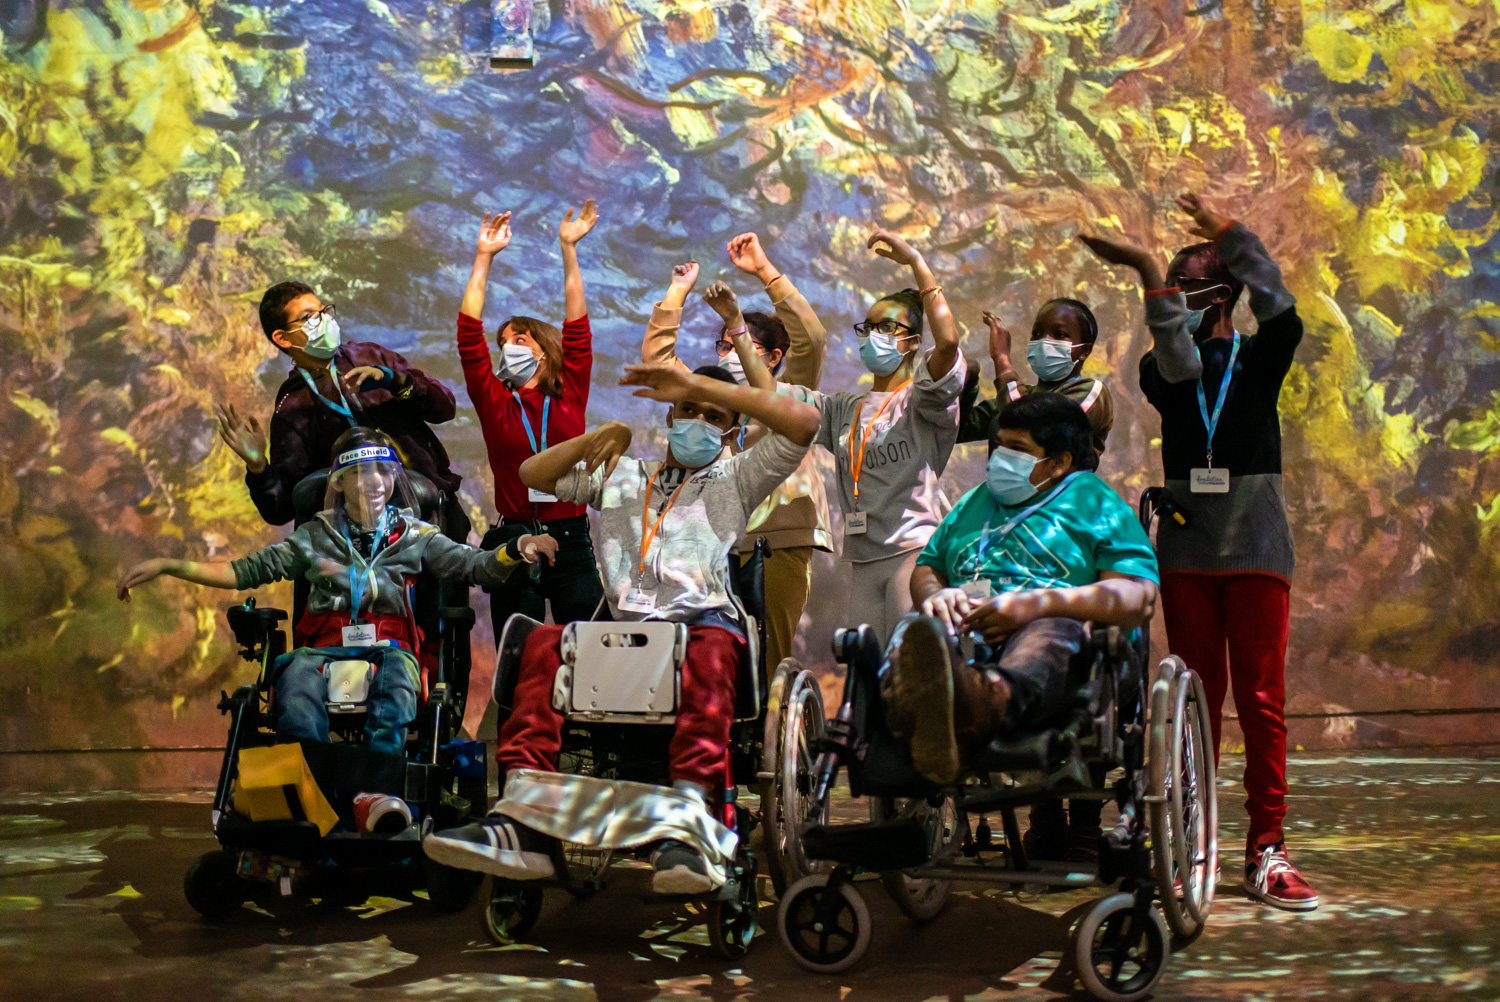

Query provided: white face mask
[498,343,540,387]
[299,312,341,359]
[720,352,747,384]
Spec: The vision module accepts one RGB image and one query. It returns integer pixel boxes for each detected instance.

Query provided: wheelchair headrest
[292,467,442,525]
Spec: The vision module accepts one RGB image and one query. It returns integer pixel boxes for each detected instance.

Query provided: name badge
[960,579,992,600]
[341,622,378,647]
[619,588,656,614]
[845,511,868,536]
[1189,467,1230,494]
[528,488,557,503]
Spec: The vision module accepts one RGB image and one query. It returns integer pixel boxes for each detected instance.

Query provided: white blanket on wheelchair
[493,769,739,887]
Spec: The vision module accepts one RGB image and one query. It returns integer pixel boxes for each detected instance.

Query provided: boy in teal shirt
[885,393,1158,830]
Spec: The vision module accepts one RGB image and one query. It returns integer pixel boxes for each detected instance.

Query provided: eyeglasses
[715,338,770,357]
[853,319,913,338]
[294,303,337,329]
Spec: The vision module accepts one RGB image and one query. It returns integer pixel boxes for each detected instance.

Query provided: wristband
[919,284,943,298]
[1212,218,1237,240]
[723,325,749,338]
[1143,286,1181,298]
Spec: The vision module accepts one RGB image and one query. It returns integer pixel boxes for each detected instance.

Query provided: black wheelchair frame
[182,470,487,919]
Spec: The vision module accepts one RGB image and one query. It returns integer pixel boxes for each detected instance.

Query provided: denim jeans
[272,645,420,756]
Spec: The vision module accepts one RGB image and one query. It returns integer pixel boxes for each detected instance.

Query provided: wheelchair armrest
[225,602,288,660]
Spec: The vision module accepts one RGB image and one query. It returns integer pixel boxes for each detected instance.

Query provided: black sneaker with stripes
[422,816,556,879]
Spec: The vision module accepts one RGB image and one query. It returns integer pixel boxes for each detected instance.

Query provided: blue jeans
[272,646,419,756]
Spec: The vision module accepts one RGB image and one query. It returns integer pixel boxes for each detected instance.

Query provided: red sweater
[457,311,592,522]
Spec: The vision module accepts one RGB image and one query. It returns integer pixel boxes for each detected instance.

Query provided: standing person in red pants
[1082,192,1319,911]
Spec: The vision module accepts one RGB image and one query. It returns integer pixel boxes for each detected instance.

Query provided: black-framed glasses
[715,338,770,357]
[853,319,913,338]
[294,303,337,329]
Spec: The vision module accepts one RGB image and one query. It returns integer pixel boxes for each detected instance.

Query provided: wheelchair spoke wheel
[1147,657,1218,941]
[1072,893,1170,1002]
[707,855,761,959]
[870,796,959,921]
[760,662,794,895]
[184,849,249,919]
[776,874,871,975]
[763,665,827,895]
[483,882,543,945]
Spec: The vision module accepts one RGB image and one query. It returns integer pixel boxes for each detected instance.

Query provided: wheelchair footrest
[802,818,931,871]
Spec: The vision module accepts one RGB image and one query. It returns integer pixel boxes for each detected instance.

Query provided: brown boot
[950,661,1011,763]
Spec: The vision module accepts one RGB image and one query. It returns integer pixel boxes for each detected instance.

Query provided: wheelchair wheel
[761,662,827,896]
[1147,656,1218,942]
[184,849,249,919]
[776,874,871,974]
[425,858,483,913]
[707,854,761,959]
[1072,893,1170,1002]
[869,796,959,921]
[484,882,543,945]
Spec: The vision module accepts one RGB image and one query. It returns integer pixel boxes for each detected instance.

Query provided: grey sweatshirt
[232,510,527,617]
[552,430,810,622]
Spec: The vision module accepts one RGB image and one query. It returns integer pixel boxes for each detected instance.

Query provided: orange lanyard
[639,466,692,574]
[848,381,911,505]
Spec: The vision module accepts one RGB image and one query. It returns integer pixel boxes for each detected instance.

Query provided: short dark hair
[737,310,790,372]
[259,281,315,345]
[877,287,925,340]
[692,364,740,423]
[1042,298,1098,345]
[1169,243,1244,314]
[992,392,1098,473]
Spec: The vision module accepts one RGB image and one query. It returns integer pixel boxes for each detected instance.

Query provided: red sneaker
[1243,842,1320,912]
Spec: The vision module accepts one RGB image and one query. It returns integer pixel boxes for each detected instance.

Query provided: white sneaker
[423,818,555,879]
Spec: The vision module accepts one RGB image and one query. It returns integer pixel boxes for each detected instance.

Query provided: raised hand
[1176,192,1233,240]
[726,232,775,280]
[670,261,700,292]
[117,558,167,601]
[476,210,512,256]
[981,310,1012,365]
[867,228,921,267]
[520,532,559,566]
[559,199,599,246]
[619,362,699,403]
[702,280,740,320]
[1078,233,1151,269]
[214,403,268,474]
[583,421,632,478]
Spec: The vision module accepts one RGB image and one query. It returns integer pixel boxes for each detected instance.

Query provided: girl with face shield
[116,428,557,764]
[455,204,608,642]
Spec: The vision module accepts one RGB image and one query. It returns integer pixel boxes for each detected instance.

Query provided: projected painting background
[3,0,1499,777]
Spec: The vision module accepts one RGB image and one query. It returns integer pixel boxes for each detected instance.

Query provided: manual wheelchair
[183,469,487,918]
[479,538,827,959]
[773,498,1218,1002]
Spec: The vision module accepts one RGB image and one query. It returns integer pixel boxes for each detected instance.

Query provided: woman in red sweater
[457,203,605,637]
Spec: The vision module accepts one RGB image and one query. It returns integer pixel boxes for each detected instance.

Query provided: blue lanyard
[972,472,1082,579]
[298,366,358,428]
[1194,332,1240,468]
[511,392,550,454]
[345,511,391,623]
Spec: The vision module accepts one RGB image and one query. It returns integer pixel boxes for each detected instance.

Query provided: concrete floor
[2,751,1498,1001]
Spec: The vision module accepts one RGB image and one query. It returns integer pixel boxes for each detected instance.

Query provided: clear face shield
[324,444,419,536]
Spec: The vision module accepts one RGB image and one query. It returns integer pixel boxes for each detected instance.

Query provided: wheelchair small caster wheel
[708,861,761,959]
[184,849,249,919]
[484,883,543,945]
[1072,893,1170,1002]
[776,874,870,974]
[425,858,483,913]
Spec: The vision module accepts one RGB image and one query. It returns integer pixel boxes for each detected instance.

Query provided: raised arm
[520,420,632,497]
[558,199,598,322]
[728,233,827,389]
[620,363,819,446]
[116,558,241,601]
[960,572,1159,643]
[868,229,959,379]
[704,281,776,391]
[461,211,511,321]
[982,310,1022,392]
[642,262,698,366]
[1079,232,1201,383]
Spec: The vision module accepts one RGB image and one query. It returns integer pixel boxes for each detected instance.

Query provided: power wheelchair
[478,538,827,959]
[773,495,1218,1002]
[182,469,487,918]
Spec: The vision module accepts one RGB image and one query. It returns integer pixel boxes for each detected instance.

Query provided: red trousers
[1159,572,1289,849]
[495,623,743,792]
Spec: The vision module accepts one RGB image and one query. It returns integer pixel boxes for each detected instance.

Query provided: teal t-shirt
[917,473,1158,592]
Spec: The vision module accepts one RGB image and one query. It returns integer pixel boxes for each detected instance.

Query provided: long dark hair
[496,316,565,397]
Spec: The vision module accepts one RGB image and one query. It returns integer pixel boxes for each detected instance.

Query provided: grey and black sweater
[1138,223,1302,581]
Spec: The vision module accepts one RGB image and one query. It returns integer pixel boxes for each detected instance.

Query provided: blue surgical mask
[986,445,1041,505]
[667,417,727,468]
[1183,307,1207,336]
[1026,338,1076,382]
[498,344,540,387]
[858,331,910,376]
[300,312,341,359]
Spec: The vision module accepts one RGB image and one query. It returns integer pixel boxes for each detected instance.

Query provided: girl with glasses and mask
[784,230,964,646]
[455,203,608,640]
